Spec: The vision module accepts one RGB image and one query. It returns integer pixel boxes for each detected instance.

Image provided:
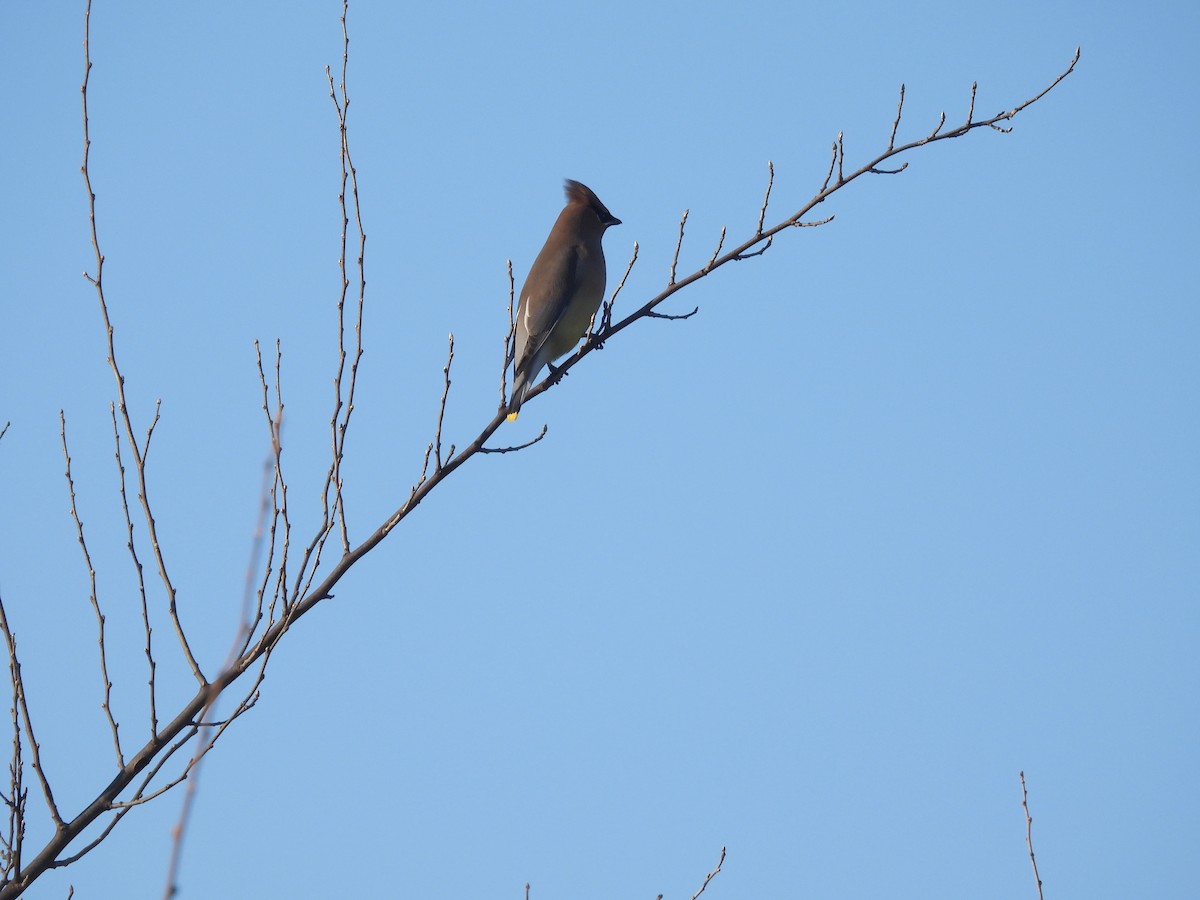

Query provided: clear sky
[1,1,1196,898]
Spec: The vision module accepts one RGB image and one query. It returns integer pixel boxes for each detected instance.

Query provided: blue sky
[1,1,1197,897]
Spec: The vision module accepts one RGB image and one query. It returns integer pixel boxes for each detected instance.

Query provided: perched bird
[507,180,621,421]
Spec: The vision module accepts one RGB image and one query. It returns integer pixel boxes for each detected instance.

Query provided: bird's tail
[506,373,530,422]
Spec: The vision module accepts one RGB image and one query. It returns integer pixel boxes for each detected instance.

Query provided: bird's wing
[518,243,581,363]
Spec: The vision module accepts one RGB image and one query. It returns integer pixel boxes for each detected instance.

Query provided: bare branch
[703,227,726,273]
[820,140,837,192]
[499,259,516,410]
[928,110,946,139]
[0,38,1081,896]
[517,50,1080,415]
[60,413,123,767]
[110,404,157,738]
[434,334,454,471]
[1019,771,1045,900]
[1002,47,1080,120]
[756,160,774,235]
[793,215,835,228]
[733,235,773,260]
[0,599,62,831]
[264,341,292,621]
[690,846,726,900]
[669,210,688,286]
[3,600,25,881]
[888,84,905,150]
[166,7,369,896]
[320,0,369,560]
[287,7,373,615]
[53,721,202,870]
[479,425,549,454]
[590,242,640,343]
[414,442,434,495]
[647,307,699,321]
[251,340,288,646]
[79,0,204,688]
[609,240,639,310]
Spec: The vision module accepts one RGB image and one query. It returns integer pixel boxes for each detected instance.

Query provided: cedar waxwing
[507,180,621,421]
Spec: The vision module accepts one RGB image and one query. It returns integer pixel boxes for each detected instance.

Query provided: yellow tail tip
[506,411,519,422]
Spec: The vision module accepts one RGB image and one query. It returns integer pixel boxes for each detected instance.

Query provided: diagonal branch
[690,846,726,900]
[525,48,1082,406]
[0,36,1080,898]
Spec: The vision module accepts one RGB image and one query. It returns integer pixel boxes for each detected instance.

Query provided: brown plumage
[507,180,621,421]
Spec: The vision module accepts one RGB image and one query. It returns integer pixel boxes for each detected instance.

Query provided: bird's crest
[564,179,620,227]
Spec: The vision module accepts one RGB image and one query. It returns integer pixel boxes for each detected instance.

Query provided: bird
[507,180,621,422]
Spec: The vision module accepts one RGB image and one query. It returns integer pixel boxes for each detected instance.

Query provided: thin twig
[1001,48,1079,119]
[479,425,548,454]
[1019,771,1045,900]
[647,307,699,321]
[319,0,368,561]
[733,234,773,260]
[669,210,688,286]
[820,140,837,192]
[928,110,946,139]
[0,601,61,831]
[289,4,371,614]
[434,334,454,470]
[690,846,726,900]
[110,404,157,738]
[3,595,25,881]
[338,0,368,548]
[250,340,286,645]
[414,443,433,494]
[266,341,291,619]
[80,0,204,688]
[60,412,123,767]
[756,160,775,234]
[591,242,640,341]
[703,227,726,273]
[888,84,905,150]
[609,241,638,310]
[499,259,516,409]
[793,215,835,228]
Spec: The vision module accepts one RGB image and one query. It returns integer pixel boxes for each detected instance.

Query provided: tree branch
[60,412,123,767]
[79,0,204,689]
[1019,771,1045,900]
[0,25,1080,893]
